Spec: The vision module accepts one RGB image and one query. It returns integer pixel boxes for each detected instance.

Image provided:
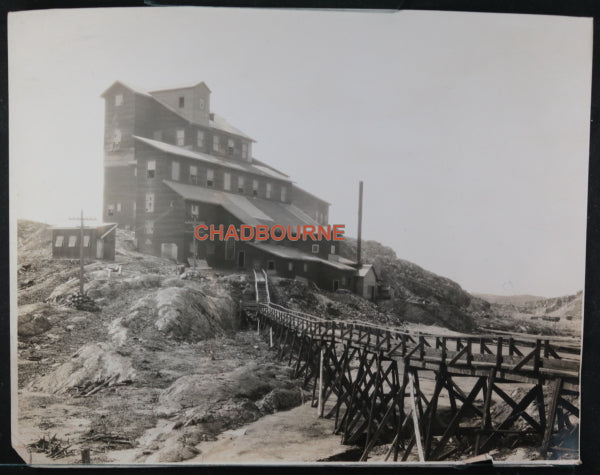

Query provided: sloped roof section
[246,242,356,272]
[209,113,254,142]
[134,136,292,182]
[162,180,322,229]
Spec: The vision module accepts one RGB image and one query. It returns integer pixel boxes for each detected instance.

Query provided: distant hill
[474,291,583,320]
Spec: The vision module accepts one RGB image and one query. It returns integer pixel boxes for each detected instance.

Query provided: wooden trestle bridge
[243,270,581,462]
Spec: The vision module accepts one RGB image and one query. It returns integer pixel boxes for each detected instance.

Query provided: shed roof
[246,242,356,272]
[162,180,319,228]
[134,136,292,183]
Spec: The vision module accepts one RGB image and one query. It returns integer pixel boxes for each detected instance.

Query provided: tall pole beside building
[79,209,84,296]
[357,181,363,267]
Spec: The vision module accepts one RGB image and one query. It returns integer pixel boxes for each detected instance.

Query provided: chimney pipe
[356,181,363,268]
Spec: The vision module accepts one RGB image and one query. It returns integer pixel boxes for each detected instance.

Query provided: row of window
[54,235,90,248]
[144,159,287,201]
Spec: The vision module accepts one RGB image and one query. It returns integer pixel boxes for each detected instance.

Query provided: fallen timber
[244,270,580,462]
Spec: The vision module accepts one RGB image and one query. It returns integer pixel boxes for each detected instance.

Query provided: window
[116,203,122,213]
[281,186,287,202]
[145,193,154,213]
[190,204,199,219]
[147,160,156,178]
[178,96,185,108]
[266,182,272,199]
[312,244,320,254]
[267,260,275,271]
[199,97,205,110]
[83,235,90,247]
[197,130,204,147]
[190,165,198,184]
[330,244,336,255]
[68,236,77,247]
[171,161,180,181]
[176,129,185,147]
[237,176,244,193]
[227,138,234,156]
[223,172,231,191]
[242,143,248,160]
[54,235,64,247]
[207,242,215,255]
[212,135,219,152]
[207,169,214,187]
[115,94,123,106]
[133,201,136,214]
[252,180,258,197]
[153,130,162,141]
[225,239,235,260]
[303,263,308,272]
[189,241,195,253]
[134,167,137,177]
[288,262,293,271]
[107,204,115,216]
[113,129,122,144]
[145,220,154,235]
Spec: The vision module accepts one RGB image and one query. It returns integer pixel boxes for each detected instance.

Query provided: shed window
[54,235,64,247]
[225,239,235,260]
[83,235,90,247]
[252,180,258,197]
[212,135,220,152]
[267,260,275,271]
[207,169,214,187]
[116,203,122,213]
[107,204,115,216]
[303,263,308,272]
[266,182,272,199]
[288,262,293,271]
[223,172,231,191]
[242,143,248,160]
[147,160,156,178]
[178,96,185,108]
[115,94,123,106]
[281,186,287,202]
[145,193,155,213]
[68,236,77,247]
[227,138,234,155]
[145,220,154,235]
[197,130,204,147]
[190,165,198,184]
[330,245,336,255]
[190,204,199,219]
[176,130,185,147]
[237,176,244,193]
[171,161,180,181]
[113,129,121,144]
[312,244,320,254]
[207,242,215,255]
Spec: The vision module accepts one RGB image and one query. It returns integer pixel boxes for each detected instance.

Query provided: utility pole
[68,210,96,296]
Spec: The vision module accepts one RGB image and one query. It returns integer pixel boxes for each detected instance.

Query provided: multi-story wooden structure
[101,80,354,291]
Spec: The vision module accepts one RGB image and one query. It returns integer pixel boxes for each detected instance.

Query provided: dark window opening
[267,260,275,271]
[147,169,155,179]
[178,96,185,108]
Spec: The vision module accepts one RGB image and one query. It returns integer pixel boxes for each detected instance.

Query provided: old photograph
[9,7,591,465]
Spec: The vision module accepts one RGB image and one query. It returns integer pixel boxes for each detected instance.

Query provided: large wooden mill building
[101,80,366,292]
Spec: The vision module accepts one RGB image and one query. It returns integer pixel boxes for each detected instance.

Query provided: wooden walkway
[244,270,580,462]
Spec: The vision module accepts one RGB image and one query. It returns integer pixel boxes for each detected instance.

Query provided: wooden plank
[408,372,425,462]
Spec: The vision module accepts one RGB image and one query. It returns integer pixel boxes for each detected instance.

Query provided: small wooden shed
[51,223,117,261]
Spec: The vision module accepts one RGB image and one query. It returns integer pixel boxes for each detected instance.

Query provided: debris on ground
[27,434,74,459]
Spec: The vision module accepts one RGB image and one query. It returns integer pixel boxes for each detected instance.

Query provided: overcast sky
[8,8,592,297]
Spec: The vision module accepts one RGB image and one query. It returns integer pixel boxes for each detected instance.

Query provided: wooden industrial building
[101,80,360,292]
[51,223,117,261]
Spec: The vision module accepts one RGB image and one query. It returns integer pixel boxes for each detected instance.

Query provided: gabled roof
[246,242,356,272]
[101,80,254,141]
[162,180,319,228]
[150,81,211,93]
[134,136,291,182]
[357,264,378,279]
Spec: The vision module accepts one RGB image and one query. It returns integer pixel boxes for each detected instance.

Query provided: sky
[8,7,592,297]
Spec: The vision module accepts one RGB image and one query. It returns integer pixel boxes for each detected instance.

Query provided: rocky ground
[15,221,581,465]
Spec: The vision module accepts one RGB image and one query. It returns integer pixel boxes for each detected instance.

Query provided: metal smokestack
[356,181,363,267]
